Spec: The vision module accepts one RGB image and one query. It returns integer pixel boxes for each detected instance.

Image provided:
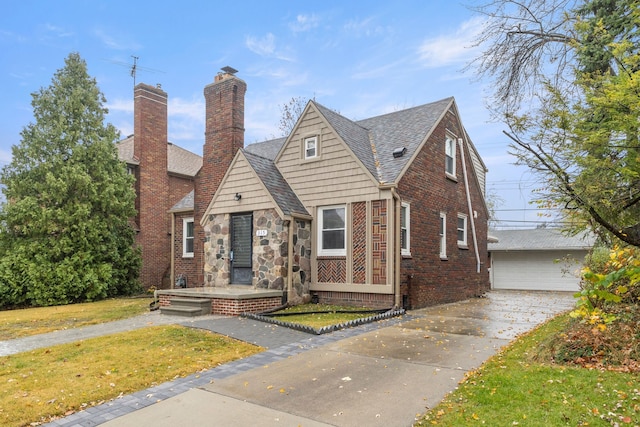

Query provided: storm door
[230,213,253,284]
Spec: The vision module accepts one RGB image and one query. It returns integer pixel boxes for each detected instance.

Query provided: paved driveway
[94,290,575,427]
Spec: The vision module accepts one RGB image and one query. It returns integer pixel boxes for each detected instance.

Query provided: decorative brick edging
[241,308,405,335]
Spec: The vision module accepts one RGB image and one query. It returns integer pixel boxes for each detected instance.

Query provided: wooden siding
[209,154,275,215]
[468,143,486,197]
[276,106,381,206]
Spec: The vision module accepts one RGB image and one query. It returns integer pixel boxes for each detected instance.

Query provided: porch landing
[156,286,284,316]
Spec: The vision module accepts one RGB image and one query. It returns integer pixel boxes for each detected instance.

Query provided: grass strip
[269,304,383,329]
[416,315,640,426]
[0,325,262,427]
[0,298,151,340]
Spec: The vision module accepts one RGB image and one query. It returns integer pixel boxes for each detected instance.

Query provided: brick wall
[352,202,367,284]
[398,107,490,309]
[194,72,247,286]
[133,84,170,290]
[314,291,394,309]
[371,200,387,284]
[173,212,198,288]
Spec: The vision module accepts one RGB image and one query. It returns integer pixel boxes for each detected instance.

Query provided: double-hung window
[401,203,410,256]
[457,214,468,247]
[439,212,447,259]
[318,205,346,256]
[304,136,317,159]
[183,217,194,258]
[445,136,456,177]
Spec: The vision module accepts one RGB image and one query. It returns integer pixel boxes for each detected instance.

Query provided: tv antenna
[105,56,164,88]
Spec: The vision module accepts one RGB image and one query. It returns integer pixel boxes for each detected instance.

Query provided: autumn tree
[470,0,640,247]
[0,53,141,307]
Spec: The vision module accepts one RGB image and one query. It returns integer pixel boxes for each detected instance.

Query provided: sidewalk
[31,291,575,427]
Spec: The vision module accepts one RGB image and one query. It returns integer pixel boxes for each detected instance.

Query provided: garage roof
[489,228,596,251]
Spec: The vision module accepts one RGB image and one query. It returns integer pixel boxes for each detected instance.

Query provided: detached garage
[488,229,595,292]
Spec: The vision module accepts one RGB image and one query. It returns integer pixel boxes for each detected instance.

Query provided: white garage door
[491,250,587,292]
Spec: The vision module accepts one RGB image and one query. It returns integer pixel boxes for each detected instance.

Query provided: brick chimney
[133,83,169,289]
[194,67,247,285]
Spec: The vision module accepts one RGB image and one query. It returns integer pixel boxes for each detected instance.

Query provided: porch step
[160,297,211,317]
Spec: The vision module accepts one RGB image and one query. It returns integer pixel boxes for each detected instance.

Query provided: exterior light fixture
[234,193,242,201]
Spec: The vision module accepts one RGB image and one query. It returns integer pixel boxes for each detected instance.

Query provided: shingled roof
[243,151,309,217]
[488,229,596,251]
[116,136,203,177]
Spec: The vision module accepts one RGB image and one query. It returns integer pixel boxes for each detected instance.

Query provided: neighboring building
[121,69,491,309]
[488,228,595,292]
[117,84,202,290]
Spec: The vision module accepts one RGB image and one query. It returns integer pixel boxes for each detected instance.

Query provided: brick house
[164,69,490,310]
[116,84,202,290]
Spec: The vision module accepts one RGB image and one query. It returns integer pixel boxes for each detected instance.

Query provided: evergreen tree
[0,52,141,307]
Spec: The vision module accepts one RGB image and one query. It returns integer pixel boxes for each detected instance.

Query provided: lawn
[0,298,263,426]
[268,303,385,329]
[0,298,151,340]
[0,325,261,427]
[415,314,640,426]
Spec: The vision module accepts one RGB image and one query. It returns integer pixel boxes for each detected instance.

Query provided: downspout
[170,212,176,289]
[390,188,402,309]
[287,216,294,303]
[458,138,481,273]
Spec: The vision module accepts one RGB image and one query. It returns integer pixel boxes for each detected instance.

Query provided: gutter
[390,188,402,308]
[459,138,481,273]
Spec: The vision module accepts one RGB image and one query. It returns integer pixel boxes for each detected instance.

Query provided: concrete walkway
[19,290,575,427]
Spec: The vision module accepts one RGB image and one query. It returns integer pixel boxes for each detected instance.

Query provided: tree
[278,96,310,136]
[0,52,141,307]
[470,0,640,247]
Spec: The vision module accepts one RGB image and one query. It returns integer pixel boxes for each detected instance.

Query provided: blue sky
[1,1,549,228]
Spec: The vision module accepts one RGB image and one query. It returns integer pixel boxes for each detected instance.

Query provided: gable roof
[243,151,309,217]
[116,136,203,177]
[488,229,596,251]
[246,97,455,185]
[355,97,453,183]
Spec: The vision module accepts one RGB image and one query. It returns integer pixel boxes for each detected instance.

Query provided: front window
[318,205,346,256]
[439,212,447,259]
[401,203,410,256]
[457,214,468,247]
[183,217,194,258]
[445,136,456,177]
[304,136,317,159]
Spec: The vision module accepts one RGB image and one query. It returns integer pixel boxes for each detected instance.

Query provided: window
[183,217,194,258]
[439,212,447,259]
[318,205,346,256]
[445,136,456,177]
[304,136,317,159]
[457,214,468,247]
[401,203,410,256]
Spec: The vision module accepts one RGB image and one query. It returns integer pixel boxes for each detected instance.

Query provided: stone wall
[202,209,311,302]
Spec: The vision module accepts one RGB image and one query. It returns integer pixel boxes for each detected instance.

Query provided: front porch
[156,286,284,316]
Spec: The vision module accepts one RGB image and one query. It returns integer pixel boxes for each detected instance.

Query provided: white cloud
[94,28,141,51]
[106,98,133,114]
[44,24,74,38]
[417,16,485,68]
[343,16,387,38]
[289,14,320,33]
[246,33,276,57]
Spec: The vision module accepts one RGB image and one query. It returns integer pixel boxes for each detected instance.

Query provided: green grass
[0,325,262,427]
[269,304,381,328]
[0,298,151,340]
[415,315,640,426]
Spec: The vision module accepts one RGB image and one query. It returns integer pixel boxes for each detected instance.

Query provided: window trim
[457,213,468,247]
[445,135,456,178]
[439,212,447,259]
[304,136,318,160]
[182,217,194,258]
[317,205,347,257]
[401,202,411,256]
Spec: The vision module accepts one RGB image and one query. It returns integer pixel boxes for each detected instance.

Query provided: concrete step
[160,297,211,316]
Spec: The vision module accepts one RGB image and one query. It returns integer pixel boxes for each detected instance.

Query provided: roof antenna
[130,55,138,86]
